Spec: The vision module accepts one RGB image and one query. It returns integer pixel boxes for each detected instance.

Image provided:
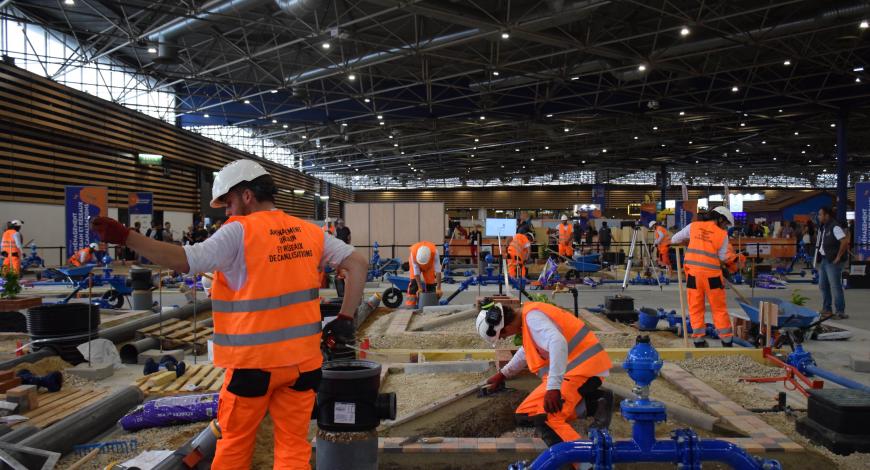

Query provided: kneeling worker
[91,159,369,469]
[405,241,442,308]
[477,299,613,446]
[670,206,745,348]
[68,242,98,267]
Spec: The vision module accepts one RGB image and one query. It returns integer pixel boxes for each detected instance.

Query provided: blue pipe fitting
[786,344,815,376]
[508,337,782,470]
[789,344,870,392]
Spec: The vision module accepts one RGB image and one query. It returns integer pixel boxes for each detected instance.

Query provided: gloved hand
[323,314,355,346]
[91,217,131,245]
[486,371,506,392]
[544,389,563,414]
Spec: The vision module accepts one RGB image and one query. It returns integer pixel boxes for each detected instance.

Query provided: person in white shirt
[476,299,612,447]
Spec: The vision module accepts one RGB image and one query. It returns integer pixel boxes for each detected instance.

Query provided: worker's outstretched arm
[336,251,368,319]
[125,231,190,273]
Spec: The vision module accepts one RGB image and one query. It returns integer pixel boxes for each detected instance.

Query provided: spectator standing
[598,222,612,252]
[193,222,209,244]
[335,218,351,244]
[163,222,175,243]
[469,225,482,261]
[815,207,849,319]
[145,221,163,241]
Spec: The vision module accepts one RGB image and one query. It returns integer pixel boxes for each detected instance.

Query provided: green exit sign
[138,153,164,165]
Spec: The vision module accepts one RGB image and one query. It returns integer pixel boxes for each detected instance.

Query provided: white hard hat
[88,242,98,249]
[476,302,504,346]
[648,220,657,229]
[210,160,270,208]
[10,220,22,227]
[561,215,568,221]
[712,206,735,226]
[415,245,432,265]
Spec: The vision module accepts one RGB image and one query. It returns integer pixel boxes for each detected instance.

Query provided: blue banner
[592,184,606,208]
[128,192,153,215]
[857,182,870,260]
[65,186,108,257]
[675,200,697,229]
[640,202,656,226]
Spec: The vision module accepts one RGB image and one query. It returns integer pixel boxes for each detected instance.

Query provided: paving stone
[403,360,492,374]
[66,362,114,381]
[849,353,870,372]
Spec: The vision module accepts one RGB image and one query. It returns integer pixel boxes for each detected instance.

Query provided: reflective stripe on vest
[684,221,726,274]
[685,248,717,258]
[211,287,319,313]
[684,259,722,271]
[559,225,572,243]
[538,343,606,378]
[212,321,321,347]
[1,230,19,254]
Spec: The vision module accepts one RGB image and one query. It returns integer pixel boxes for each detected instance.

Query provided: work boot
[720,339,733,348]
[589,390,613,430]
[693,339,709,348]
[835,312,849,319]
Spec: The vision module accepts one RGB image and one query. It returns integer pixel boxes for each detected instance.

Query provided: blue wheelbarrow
[737,297,819,328]
[382,274,412,308]
[564,253,602,280]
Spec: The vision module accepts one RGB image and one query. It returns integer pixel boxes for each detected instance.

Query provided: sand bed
[381,370,492,418]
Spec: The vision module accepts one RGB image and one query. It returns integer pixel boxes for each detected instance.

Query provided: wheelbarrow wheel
[382,287,403,308]
[565,269,579,280]
[101,289,125,309]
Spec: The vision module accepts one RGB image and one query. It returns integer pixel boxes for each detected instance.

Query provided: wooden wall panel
[393,203,420,249]
[369,204,395,256]
[0,63,349,217]
[344,202,370,257]
[419,202,446,248]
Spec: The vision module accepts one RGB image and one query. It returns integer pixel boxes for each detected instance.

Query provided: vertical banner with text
[856,182,870,260]
[640,202,657,226]
[676,200,698,229]
[128,192,154,234]
[65,186,108,257]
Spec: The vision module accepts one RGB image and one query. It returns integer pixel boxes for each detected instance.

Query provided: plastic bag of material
[119,393,218,431]
[77,339,124,369]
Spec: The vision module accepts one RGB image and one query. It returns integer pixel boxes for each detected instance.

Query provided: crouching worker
[476,299,613,446]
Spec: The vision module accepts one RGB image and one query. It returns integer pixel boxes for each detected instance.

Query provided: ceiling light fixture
[379,121,385,125]
[856,77,862,83]
[688,140,693,144]
[479,115,486,120]
[638,64,647,72]
[830,123,836,127]
[364,98,370,103]
[546,114,553,118]
[783,59,791,66]
[680,26,690,36]
[501,32,510,39]
[679,111,685,116]
[243,99,250,104]
[377,114,383,120]
[283,124,288,128]
[544,146,549,150]
[64,0,75,5]
[348,73,356,81]
[854,66,865,72]
[564,128,570,132]
[731,86,739,92]
[341,123,347,127]
[147,47,157,54]
[493,71,500,76]
[740,122,746,127]
[272,119,277,124]
[271,89,279,94]
[860,20,869,29]
[322,42,331,49]
[602,149,607,153]
[203,114,209,118]
[571,76,579,80]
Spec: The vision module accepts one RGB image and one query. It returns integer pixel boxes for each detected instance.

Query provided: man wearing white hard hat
[557,215,574,258]
[1,220,24,273]
[91,159,369,469]
[405,241,442,308]
[670,206,745,348]
[649,220,671,269]
[476,298,612,448]
[67,242,98,267]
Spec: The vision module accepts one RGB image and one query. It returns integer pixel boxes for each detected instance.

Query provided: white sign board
[485,218,517,237]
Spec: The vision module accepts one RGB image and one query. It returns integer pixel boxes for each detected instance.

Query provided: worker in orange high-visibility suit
[558,215,574,258]
[507,232,532,279]
[649,220,671,268]
[68,242,98,267]
[405,241,442,308]
[670,206,745,348]
[91,159,369,469]
[477,300,613,446]
[1,220,24,274]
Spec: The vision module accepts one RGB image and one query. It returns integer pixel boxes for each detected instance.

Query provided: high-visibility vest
[68,248,94,267]
[684,221,727,276]
[1,230,20,256]
[655,226,670,246]
[211,210,324,370]
[409,241,437,285]
[521,302,612,379]
[558,223,573,244]
[509,233,531,261]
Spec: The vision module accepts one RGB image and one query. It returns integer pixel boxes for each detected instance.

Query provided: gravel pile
[677,355,781,410]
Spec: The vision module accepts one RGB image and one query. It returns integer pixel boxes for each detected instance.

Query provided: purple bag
[120,393,218,431]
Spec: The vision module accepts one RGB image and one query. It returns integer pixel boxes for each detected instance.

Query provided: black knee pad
[533,415,563,447]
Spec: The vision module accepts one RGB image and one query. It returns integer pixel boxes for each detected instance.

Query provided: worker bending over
[1,220,24,274]
[405,241,442,308]
[670,206,745,348]
[68,242,98,267]
[91,159,368,469]
[558,215,574,258]
[477,299,613,446]
[507,231,532,279]
[649,220,671,269]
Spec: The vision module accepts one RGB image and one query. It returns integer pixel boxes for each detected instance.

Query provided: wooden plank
[207,371,225,391]
[200,367,225,391]
[137,318,180,335]
[146,371,178,389]
[163,364,205,392]
[29,391,107,428]
[142,321,191,338]
[21,390,89,420]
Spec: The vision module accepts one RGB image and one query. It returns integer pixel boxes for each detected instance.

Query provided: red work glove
[91,217,131,245]
[486,372,506,392]
[544,389,563,414]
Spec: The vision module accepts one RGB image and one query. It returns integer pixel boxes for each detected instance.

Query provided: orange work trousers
[558,242,574,258]
[685,273,733,340]
[515,374,594,443]
[507,259,526,279]
[2,253,20,274]
[214,365,317,469]
[657,244,671,267]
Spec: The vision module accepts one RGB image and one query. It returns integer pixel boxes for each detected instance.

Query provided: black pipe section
[18,386,143,455]
[119,316,214,364]
[0,425,39,444]
[99,300,212,345]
